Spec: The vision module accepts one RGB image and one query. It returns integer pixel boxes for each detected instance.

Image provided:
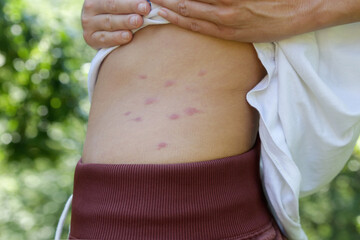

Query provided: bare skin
[82,24,266,164]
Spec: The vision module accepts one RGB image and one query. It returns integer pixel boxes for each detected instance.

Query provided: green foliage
[300,142,360,240]
[0,0,92,164]
[0,0,93,239]
[0,0,359,239]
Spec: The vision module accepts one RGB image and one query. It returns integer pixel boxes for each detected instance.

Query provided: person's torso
[82,24,266,164]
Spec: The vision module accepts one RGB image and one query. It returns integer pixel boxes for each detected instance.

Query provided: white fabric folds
[250,23,360,239]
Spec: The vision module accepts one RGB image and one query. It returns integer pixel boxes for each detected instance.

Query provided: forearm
[81,0,360,48]
[312,0,360,31]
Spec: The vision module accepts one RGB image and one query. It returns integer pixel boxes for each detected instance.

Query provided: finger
[83,0,150,16]
[86,14,144,32]
[189,0,217,4]
[157,8,237,41]
[151,0,224,25]
[152,0,217,5]
[84,30,133,49]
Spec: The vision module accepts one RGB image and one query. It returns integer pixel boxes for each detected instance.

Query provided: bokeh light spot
[59,72,70,84]
[50,98,61,108]
[52,48,62,58]
[39,69,49,79]
[348,160,360,172]
[31,73,42,84]
[25,59,37,71]
[10,24,22,36]
[10,86,26,102]
[1,133,12,144]
[11,132,21,143]
[13,59,25,72]
[0,53,6,67]
[37,105,48,116]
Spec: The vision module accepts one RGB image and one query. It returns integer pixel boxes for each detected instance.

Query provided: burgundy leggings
[69,138,286,239]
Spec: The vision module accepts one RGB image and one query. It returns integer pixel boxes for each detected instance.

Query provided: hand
[152,0,360,42]
[81,0,151,49]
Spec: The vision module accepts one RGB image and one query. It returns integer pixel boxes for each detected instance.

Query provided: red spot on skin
[139,74,147,79]
[184,107,202,116]
[132,117,142,122]
[157,142,168,150]
[164,80,175,87]
[169,114,180,120]
[145,97,157,105]
[124,111,131,116]
[198,70,207,77]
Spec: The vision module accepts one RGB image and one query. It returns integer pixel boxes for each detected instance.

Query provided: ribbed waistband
[70,138,278,239]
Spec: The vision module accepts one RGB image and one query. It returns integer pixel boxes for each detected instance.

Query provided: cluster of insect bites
[123,70,207,151]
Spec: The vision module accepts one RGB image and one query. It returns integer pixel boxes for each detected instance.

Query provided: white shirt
[77,5,360,240]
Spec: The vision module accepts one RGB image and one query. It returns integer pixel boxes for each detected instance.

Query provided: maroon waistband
[70,138,278,239]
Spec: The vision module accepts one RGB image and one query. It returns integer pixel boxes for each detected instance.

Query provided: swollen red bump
[145,97,157,105]
[139,74,147,79]
[132,117,142,122]
[157,142,168,150]
[164,80,175,87]
[184,107,202,116]
[198,69,207,77]
[169,114,180,120]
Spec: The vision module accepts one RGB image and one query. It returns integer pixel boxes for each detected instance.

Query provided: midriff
[82,24,266,164]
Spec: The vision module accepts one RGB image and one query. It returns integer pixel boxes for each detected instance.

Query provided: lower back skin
[82,24,266,164]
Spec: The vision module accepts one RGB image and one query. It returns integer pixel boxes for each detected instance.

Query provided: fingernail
[138,3,147,13]
[121,32,130,40]
[158,8,168,18]
[130,16,138,26]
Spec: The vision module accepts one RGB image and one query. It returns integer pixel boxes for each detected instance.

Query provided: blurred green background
[0,0,359,239]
